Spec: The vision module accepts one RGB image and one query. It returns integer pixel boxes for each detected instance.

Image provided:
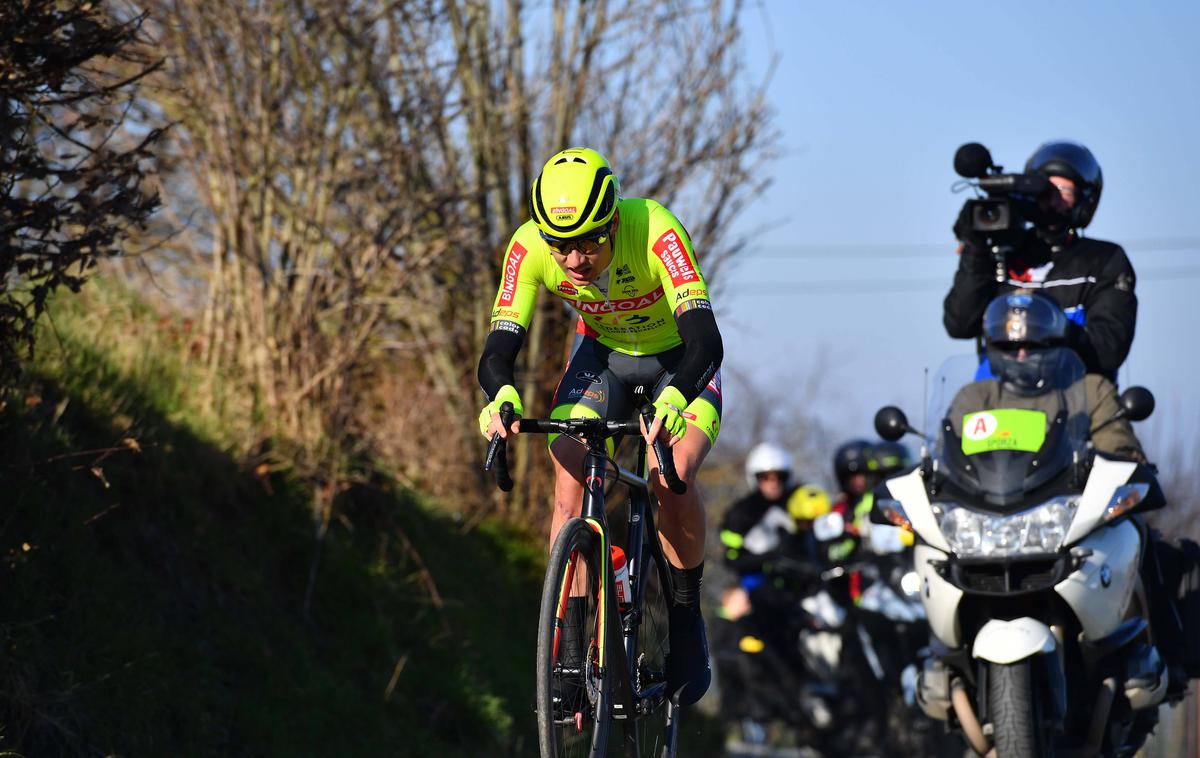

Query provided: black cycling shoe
[666,603,712,705]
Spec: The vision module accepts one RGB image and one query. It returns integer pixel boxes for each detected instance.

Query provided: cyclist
[477,148,723,706]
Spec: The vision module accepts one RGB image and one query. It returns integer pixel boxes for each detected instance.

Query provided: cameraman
[944,141,1137,380]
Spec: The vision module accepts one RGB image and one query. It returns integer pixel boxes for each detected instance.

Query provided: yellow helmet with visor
[529,147,620,245]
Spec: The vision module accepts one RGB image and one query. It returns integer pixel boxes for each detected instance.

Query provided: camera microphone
[954,142,995,179]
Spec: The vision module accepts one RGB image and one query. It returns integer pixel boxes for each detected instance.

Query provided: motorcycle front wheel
[988,660,1055,757]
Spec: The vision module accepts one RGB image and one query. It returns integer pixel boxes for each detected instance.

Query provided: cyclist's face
[552,242,614,286]
[549,215,618,286]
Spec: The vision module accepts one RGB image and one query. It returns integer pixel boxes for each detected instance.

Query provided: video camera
[954,142,1054,238]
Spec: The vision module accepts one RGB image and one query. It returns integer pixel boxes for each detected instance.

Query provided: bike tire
[989,660,1054,758]
[624,538,674,758]
[537,518,610,758]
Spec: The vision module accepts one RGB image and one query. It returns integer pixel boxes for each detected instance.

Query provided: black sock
[669,562,704,609]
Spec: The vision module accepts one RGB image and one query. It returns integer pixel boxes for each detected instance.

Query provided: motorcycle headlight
[934,496,1079,557]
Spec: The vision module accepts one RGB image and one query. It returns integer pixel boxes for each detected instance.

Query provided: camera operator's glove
[651,385,689,441]
[478,384,523,438]
[953,200,988,255]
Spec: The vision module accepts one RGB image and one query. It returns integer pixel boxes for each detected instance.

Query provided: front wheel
[989,660,1055,758]
[537,518,610,758]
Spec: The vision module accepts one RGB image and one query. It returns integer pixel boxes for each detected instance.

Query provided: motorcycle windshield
[926,350,1089,508]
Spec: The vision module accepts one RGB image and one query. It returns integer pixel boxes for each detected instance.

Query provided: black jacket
[719,490,819,577]
[943,233,1137,378]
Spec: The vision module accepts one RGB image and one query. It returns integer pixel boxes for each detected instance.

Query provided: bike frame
[569,433,678,748]
[486,398,685,756]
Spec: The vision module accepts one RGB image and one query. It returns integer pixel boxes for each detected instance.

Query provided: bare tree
[0,0,162,384]
[133,0,777,543]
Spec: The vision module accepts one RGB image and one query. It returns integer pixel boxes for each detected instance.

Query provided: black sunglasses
[539,223,612,254]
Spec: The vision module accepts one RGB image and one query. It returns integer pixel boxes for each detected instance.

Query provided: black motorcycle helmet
[1025,140,1103,229]
[871,440,913,478]
[833,439,872,490]
[983,292,1069,395]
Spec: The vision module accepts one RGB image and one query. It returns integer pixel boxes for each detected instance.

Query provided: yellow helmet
[787,484,832,521]
[529,147,620,240]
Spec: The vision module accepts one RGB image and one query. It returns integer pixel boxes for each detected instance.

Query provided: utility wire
[729,265,1200,296]
[745,237,1200,259]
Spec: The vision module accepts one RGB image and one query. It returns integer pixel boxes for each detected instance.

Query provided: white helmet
[744,442,794,489]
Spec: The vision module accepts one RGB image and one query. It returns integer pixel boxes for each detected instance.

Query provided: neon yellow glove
[651,385,689,440]
[478,385,524,438]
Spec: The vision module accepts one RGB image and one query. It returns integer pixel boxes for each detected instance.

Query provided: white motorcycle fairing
[972,617,1057,664]
[883,467,949,552]
[915,543,963,647]
[1054,519,1143,641]
[1063,455,1138,545]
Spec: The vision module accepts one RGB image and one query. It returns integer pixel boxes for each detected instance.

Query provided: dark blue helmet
[1025,140,1103,229]
[983,292,1070,395]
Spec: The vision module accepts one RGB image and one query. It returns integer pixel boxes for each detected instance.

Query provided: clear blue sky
[715,1,1200,469]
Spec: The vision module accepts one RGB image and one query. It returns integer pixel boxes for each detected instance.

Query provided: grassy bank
[0,283,545,756]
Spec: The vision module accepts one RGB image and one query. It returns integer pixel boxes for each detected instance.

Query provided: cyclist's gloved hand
[478,384,523,439]
[650,385,689,442]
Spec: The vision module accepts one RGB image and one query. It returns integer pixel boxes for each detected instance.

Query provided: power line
[744,237,1200,259]
[728,266,1200,296]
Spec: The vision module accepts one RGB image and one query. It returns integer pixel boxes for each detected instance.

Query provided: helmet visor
[539,222,612,254]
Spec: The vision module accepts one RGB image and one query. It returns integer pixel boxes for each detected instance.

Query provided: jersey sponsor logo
[625,314,651,325]
[652,229,700,287]
[490,319,522,335]
[674,287,709,302]
[557,281,579,296]
[572,286,665,314]
[550,205,576,215]
[674,299,712,317]
[706,372,722,398]
[575,370,604,384]
[621,284,637,297]
[498,243,527,306]
[491,307,521,320]
[569,387,606,402]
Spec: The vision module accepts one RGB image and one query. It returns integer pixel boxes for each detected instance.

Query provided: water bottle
[611,545,631,607]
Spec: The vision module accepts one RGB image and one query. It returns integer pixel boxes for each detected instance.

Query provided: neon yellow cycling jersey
[490,198,713,356]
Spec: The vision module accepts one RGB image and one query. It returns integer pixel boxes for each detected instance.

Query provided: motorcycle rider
[715,442,830,740]
[826,439,874,566]
[944,140,1136,381]
[948,291,1143,461]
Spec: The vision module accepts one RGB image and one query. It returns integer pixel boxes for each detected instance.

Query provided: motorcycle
[870,349,1166,757]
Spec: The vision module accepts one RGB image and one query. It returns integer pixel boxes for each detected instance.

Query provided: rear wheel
[537,518,609,758]
[624,540,675,757]
[989,660,1055,758]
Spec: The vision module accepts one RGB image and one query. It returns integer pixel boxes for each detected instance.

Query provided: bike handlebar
[482,402,686,495]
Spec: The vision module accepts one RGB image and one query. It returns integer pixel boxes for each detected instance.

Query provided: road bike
[484,391,686,757]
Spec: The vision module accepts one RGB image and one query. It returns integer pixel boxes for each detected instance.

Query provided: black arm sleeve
[943,239,998,339]
[1072,243,1137,377]
[477,326,525,399]
[671,307,724,403]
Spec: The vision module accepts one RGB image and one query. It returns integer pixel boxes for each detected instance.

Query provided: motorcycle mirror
[874,406,911,442]
[1119,386,1155,422]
